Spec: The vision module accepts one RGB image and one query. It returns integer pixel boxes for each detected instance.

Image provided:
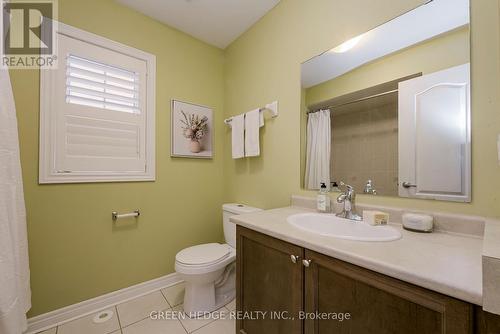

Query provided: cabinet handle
[302,259,312,267]
[290,255,300,264]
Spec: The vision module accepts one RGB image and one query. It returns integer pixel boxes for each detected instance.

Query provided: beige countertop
[484,219,500,259]
[483,219,500,313]
[231,206,484,305]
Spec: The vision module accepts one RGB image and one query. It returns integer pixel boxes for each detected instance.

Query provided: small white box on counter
[363,210,389,226]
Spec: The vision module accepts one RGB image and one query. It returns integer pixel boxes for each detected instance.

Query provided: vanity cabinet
[304,250,471,334]
[474,307,500,334]
[236,226,304,334]
[236,226,490,334]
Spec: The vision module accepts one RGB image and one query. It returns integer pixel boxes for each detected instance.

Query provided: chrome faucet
[363,179,377,195]
[336,182,362,221]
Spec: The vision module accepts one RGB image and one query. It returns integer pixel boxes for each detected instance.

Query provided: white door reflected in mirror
[398,64,470,202]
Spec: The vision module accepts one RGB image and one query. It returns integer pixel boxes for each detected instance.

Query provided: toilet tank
[223,203,262,248]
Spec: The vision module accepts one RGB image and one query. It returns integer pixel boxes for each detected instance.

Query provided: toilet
[175,203,262,314]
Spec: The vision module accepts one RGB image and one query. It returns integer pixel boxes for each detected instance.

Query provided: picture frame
[171,99,214,158]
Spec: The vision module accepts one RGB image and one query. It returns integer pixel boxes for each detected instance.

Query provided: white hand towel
[245,109,263,157]
[231,114,245,159]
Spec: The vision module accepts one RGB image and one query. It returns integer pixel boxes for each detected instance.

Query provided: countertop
[484,219,500,259]
[482,219,500,313]
[231,206,484,305]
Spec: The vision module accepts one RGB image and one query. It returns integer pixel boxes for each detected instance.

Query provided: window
[40,22,156,183]
[66,55,140,114]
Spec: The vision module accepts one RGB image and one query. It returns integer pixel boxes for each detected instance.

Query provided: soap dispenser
[330,181,340,192]
[317,182,331,213]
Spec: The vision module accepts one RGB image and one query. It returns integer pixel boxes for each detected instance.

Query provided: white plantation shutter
[66,55,140,114]
[40,23,156,183]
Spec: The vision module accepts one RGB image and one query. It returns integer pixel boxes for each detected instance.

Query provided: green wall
[11,0,225,316]
[224,0,500,216]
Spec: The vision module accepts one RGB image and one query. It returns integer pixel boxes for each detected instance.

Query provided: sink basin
[287,213,402,242]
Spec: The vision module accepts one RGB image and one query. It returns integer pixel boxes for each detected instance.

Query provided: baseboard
[26,272,182,334]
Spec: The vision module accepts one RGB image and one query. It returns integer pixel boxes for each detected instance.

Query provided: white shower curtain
[0,69,31,334]
[304,109,331,190]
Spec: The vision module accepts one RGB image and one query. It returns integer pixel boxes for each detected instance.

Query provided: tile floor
[36,283,237,334]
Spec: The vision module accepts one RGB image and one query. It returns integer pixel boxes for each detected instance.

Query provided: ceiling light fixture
[330,35,364,53]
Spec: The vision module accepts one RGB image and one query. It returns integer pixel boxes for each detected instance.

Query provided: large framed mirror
[300,0,471,202]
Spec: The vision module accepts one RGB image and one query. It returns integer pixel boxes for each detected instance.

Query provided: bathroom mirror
[300,0,471,202]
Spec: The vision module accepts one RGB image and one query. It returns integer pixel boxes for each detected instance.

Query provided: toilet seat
[176,243,230,266]
[175,243,235,275]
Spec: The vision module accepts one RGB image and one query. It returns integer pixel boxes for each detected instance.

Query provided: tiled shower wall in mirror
[331,93,398,196]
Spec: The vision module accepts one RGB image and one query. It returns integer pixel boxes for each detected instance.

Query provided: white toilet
[175,203,262,314]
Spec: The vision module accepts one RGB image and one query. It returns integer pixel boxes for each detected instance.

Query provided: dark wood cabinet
[236,226,304,334]
[474,307,500,334]
[237,226,500,334]
[304,249,472,334]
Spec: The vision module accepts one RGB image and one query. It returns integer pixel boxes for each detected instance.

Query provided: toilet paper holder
[112,210,140,221]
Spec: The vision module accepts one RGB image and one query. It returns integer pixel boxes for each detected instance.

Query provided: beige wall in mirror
[301,0,471,201]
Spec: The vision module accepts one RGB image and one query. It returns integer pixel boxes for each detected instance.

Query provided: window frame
[39,21,156,184]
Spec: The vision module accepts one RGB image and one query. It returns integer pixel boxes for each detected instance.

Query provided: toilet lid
[176,243,231,266]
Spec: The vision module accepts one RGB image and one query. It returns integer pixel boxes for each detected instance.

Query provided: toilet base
[182,264,235,315]
[215,288,235,309]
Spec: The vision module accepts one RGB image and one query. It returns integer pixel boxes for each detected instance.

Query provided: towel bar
[224,100,278,125]
[112,210,140,221]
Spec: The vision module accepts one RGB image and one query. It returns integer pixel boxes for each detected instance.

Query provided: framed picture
[171,100,214,158]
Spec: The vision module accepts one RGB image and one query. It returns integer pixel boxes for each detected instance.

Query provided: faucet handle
[336,193,347,203]
[364,179,377,195]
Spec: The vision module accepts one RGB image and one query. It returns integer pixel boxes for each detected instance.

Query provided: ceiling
[116,0,280,49]
[301,0,469,88]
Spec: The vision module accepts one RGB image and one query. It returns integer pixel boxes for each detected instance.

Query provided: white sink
[287,213,402,242]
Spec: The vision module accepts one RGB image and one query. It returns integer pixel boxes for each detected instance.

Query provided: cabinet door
[236,226,304,334]
[304,250,473,334]
[474,306,500,334]
[398,63,471,202]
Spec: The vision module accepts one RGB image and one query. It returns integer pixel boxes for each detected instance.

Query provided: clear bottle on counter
[317,182,331,213]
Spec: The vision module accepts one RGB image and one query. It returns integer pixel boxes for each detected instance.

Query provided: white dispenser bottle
[317,183,331,213]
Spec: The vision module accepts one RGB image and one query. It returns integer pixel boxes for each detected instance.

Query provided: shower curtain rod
[306,89,398,114]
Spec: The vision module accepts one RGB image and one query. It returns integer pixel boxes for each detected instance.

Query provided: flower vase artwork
[180,111,208,153]
[171,100,213,158]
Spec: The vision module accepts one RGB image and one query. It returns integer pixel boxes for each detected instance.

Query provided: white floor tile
[192,318,236,334]
[225,299,236,311]
[41,284,235,334]
[161,283,185,307]
[57,308,119,334]
[174,305,229,333]
[121,317,186,334]
[116,291,170,327]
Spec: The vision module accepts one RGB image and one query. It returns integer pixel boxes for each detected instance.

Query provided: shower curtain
[0,69,31,334]
[304,109,331,190]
